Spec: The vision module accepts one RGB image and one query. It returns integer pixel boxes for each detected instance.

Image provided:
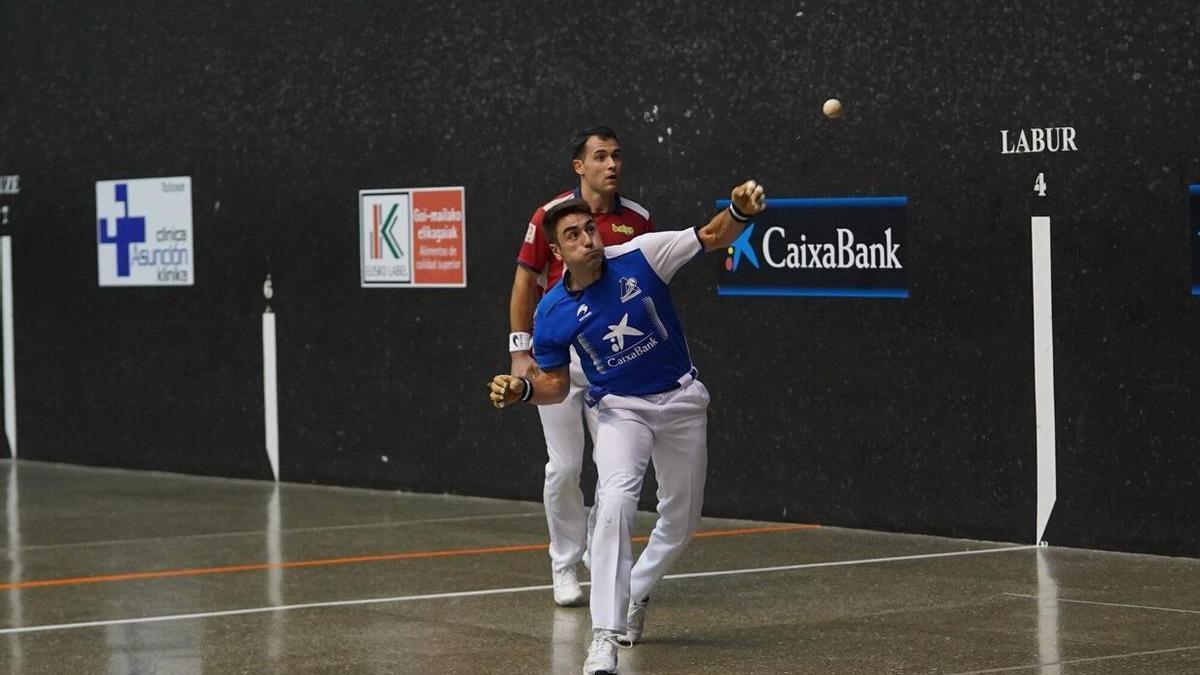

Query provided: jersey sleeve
[516,207,551,273]
[632,228,704,283]
[532,302,570,371]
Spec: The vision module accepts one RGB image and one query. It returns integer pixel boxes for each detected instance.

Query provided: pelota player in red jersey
[507,126,654,607]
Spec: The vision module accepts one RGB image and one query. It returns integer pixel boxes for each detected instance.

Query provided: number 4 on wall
[1034,173,1047,197]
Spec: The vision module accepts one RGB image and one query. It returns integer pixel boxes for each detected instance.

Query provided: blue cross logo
[98,184,146,277]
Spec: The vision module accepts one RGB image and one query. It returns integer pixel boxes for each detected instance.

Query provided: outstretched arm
[487,367,570,408]
[696,180,767,252]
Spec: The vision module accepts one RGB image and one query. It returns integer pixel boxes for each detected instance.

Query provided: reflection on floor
[2,459,1199,674]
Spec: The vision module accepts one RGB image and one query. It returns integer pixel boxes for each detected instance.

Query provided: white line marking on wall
[1032,216,1057,543]
[2,236,15,458]
[263,311,279,481]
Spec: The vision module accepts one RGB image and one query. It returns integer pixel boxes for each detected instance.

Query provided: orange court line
[0,522,818,592]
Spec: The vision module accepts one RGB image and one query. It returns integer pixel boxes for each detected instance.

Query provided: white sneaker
[583,630,622,674]
[623,597,649,644]
[553,566,585,607]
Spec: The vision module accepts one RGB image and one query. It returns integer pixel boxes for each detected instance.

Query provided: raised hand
[731,180,767,216]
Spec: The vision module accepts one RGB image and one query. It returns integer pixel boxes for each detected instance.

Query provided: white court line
[947,643,1200,674]
[0,544,1035,636]
[666,544,1039,580]
[1004,592,1200,616]
[15,511,546,552]
[0,583,558,635]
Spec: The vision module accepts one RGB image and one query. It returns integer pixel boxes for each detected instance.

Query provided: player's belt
[674,367,699,391]
[584,367,699,407]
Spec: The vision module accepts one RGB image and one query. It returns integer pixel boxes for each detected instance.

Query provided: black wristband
[728,203,751,222]
[519,377,534,402]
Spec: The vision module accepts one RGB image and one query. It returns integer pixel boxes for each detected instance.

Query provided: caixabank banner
[716,196,908,298]
[1191,184,1199,296]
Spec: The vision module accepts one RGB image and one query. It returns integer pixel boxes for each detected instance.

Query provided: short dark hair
[542,198,592,244]
[571,126,619,161]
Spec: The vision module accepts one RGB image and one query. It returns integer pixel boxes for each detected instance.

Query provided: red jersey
[516,188,654,291]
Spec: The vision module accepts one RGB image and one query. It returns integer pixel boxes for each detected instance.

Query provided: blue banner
[716,196,908,298]
[1191,184,1199,296]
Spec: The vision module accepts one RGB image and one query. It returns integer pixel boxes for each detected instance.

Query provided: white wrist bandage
[509,331,532,352]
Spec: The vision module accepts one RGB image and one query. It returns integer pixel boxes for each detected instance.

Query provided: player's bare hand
[488,374,525,409]
[731,180,767,216]
[510,351,541,379]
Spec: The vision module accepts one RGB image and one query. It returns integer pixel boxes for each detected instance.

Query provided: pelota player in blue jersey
[488,180,767,675]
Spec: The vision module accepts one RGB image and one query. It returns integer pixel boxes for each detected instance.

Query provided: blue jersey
[533,228,704,401]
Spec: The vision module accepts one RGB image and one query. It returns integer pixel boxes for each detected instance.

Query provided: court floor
[1,459,1199,674]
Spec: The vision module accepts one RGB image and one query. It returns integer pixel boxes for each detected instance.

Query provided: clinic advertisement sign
[360,186,466,288]
[96,177,194,286]
[717,196,908,298]
[1191,185,1200,296]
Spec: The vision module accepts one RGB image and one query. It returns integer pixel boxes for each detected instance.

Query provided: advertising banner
[717,196,908,298]
[96,177,194,287]
[360,187,466,288]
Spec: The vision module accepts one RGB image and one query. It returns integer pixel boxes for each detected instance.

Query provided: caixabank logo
[718,196,908,298]
[96,177,194,287]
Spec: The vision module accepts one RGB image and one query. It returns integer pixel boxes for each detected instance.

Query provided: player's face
[573,136,622,197]
[550,212,604,273]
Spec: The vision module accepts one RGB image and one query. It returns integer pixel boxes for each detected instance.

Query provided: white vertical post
[2,236,15,458]
[263,312,280,481]
[1032,216,1057,544]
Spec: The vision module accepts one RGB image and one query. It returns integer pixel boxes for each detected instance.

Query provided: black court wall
[1,1,1198,556]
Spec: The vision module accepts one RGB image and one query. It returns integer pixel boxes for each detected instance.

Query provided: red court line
[0,523,818,592]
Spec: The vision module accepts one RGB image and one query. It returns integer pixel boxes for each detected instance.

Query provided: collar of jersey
[560,257,607,298]
[572,186,623,214]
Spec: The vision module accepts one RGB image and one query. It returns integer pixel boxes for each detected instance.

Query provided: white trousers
[539,348,599,573]
[589,376,709,632]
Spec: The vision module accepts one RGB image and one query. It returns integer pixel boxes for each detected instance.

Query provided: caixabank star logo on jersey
[717,196,909,298]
